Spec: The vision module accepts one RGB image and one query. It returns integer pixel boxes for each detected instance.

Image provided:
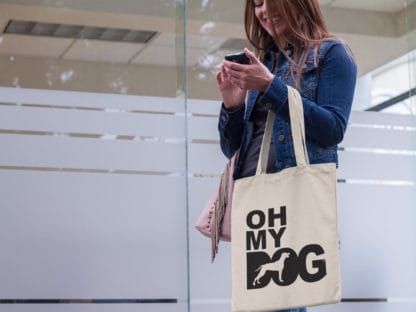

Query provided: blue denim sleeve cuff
[218,102,245,158]
[218,102,245,131]
[257,75,288,112]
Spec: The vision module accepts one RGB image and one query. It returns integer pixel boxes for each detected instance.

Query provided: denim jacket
[218,39,357,179]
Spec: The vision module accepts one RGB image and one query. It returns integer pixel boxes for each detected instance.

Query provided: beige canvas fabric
[231,86,341,311]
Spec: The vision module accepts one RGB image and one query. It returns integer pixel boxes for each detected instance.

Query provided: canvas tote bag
[231,86,341,311]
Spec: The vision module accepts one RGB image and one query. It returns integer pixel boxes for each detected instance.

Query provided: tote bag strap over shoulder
[256,86,310,175]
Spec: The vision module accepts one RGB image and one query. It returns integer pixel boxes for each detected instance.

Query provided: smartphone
[224,52,250,65]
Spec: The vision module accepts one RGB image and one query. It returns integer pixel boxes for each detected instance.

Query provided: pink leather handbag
[195,150,238,262]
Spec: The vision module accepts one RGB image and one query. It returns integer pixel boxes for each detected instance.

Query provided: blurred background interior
[0,1,415,311]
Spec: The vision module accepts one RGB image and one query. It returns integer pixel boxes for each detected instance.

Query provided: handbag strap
[256,86,309,175]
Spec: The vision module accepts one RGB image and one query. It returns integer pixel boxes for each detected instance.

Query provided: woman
[216,0,357,311]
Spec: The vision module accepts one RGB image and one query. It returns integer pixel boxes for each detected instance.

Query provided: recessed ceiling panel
[63,39,145,63]
[0,34,72,57]
[4,20,157,43]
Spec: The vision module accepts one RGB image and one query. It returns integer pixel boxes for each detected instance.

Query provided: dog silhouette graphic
[253,252,291,286]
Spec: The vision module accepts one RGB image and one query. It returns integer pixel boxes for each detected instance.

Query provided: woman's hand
[224,48,274,93]
[216,62,247,110]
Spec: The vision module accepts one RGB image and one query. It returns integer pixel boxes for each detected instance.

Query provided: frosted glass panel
[338,184,416,297]
[0,304,187,312]
[190,303,416,312]
[0,105,185,138]
[188,177,231,299]
[311,303,416,312]
[0,135,185,172]
[0,0,188,308]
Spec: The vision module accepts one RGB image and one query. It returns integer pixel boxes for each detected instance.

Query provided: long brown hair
[245,0,355,90]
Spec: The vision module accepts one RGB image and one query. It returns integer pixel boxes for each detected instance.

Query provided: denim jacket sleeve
[257,42,357,147]
[218,103,245,159]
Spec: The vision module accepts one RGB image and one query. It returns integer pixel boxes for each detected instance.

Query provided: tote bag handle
[256,86,309,175]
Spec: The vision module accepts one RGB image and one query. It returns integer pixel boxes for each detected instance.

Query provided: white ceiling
[0,0,414,72]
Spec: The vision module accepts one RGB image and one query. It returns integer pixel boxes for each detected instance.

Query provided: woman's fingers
[229,76,242,89]
[217,63,230,85]
[216,70,223,85]
[221,64,229,80]
[224,61,246,83]
[218,61,247,90]
[227,68,242,80]
[224,60,244,72]
[222,52,271,92]
[243,48,260,64]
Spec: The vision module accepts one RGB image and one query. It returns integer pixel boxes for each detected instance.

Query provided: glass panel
[0,0,188,311]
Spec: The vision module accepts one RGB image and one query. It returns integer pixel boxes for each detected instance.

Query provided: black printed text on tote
[246,205,327,289]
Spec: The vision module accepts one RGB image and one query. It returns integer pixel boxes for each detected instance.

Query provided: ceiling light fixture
[3,20,157,44]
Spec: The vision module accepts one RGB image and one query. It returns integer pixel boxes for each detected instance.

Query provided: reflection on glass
[0,0,186,97]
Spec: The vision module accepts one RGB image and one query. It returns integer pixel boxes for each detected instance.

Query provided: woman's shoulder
[317,37,357,67]
[319,37,343,48]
